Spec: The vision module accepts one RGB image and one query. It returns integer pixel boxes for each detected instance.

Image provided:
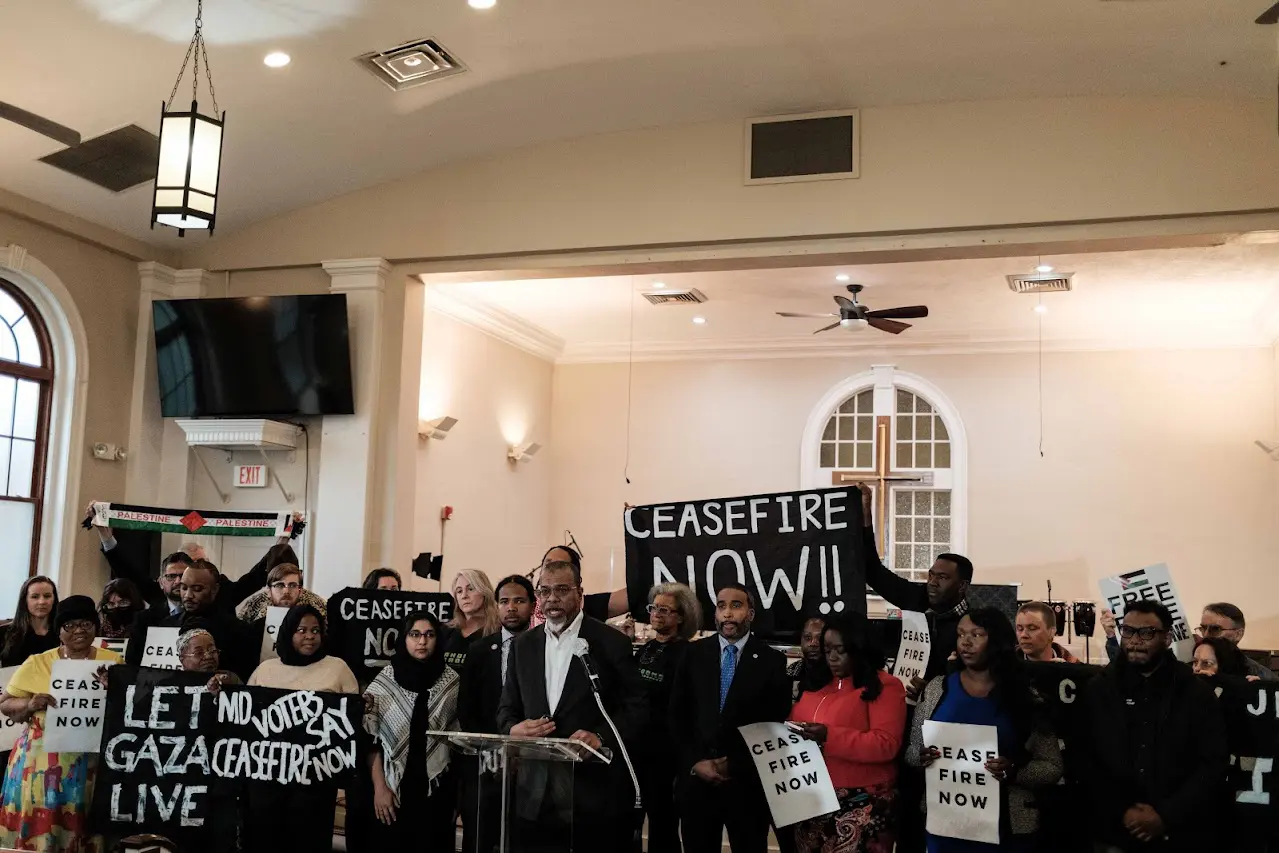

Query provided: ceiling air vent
[641,288,707,306]
[39,125,158,192]
[1006,273,1073,294]
[355,39,467,92]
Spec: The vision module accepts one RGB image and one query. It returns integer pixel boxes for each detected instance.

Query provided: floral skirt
[792,783,896,853]
[0,717,101,853]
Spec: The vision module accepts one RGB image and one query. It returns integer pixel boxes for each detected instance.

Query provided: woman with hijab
[96,578,143,640]
[364,609,460,850]
[442,570,500,672]
[244,603,358,853]
[0,596,123,853]
[0,576,58,667]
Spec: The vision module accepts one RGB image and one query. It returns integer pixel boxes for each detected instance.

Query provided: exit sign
[235,465,267,488]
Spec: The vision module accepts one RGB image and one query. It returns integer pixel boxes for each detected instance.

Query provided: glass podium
[426,731,612,853]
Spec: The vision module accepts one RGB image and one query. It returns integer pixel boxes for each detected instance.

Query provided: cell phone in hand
[785,721,804,732]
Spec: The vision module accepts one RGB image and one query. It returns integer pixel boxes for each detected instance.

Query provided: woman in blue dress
[907,607,1062,852]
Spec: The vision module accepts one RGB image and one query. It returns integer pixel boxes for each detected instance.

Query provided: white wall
[550,348,1279,643]
[411,309,554,592]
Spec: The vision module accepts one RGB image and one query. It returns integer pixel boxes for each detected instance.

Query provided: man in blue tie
[669,582,792,853]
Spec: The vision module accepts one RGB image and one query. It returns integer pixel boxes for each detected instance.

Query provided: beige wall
[412,309,554,593]
[0,211,149,598]
[550,348,1279,643]
[185,97,1279,272]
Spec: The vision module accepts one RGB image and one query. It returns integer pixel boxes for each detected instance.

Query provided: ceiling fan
[0,102,80,147]
[1259,1,1279,24]
[776,284,929,335]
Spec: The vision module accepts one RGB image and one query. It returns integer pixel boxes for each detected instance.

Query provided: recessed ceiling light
[1033,304,1048,314]
[692,316,707,325]
[835,273,851,282]
[264,52,291,68]
[1035,263,1054,274]
[468,0,497,8]
[403,56,422,67]
[652,281,666,289]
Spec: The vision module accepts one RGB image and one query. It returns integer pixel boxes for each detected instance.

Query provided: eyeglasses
[406,630,437,641]
[535,585,577,600]
[1119,625,1167,640]
[1196,624,1235,638]
[181,647,219,660]
[61,620,95,634]
[270,582,302,592]
[647,604,676,617]
[161,573,184,584]
[294,626,322,636]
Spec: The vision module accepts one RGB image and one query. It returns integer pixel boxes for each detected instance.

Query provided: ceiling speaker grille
[641,289,707,305]
[1006,273,1073,294]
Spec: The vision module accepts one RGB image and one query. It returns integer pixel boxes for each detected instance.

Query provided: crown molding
[322,258,391,292]
[424,287,565,363]
[556,332,1271,364]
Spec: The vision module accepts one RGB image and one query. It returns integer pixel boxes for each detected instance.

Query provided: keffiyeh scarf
[364,663,459,801]
[236,587,328,623]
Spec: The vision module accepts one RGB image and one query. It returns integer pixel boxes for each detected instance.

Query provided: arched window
[802,365,967,584]
[0,278,53,581]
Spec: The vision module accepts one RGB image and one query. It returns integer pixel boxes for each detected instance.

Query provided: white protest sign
[140,627,182,670]
[0,666,21,751]
[922,720,1000,845]
[260,606,288,662]
[739,721,838,828]
[1098,563,1192,658]
[44,659,111,753]
[892,610,931,699]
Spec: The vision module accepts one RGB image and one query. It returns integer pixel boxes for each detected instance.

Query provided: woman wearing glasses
[633,583,700,853]
[0,596,123,853]
[245,603,359,853]
[364,610,460,850]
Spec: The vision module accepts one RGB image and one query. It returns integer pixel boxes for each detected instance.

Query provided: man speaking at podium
[498,559,647,853]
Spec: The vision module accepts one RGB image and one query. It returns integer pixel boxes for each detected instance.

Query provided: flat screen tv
[152,294,355,418]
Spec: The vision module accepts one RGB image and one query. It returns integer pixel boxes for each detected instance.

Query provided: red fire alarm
[440,506,454,521]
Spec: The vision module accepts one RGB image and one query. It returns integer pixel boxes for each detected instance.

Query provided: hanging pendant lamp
[152,0,225,236]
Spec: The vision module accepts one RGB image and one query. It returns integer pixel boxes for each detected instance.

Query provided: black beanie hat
[55,595,100,634]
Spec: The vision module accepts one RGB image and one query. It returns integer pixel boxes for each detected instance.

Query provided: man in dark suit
[459,574,536,853]
[669,582,792,853]
[127,560,257,680]
[497,560,646,853]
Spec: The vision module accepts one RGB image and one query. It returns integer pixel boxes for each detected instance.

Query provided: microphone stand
[575,653,643,815]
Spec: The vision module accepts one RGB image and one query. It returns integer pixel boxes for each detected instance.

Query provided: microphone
[574,638,601,688]
[566,530,584,559]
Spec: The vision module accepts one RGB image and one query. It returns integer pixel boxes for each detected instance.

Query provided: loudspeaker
[1073,602,1097,638]
[1050,602,1068,637]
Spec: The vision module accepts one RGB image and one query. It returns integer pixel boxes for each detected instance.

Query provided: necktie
[501,635,513,685]
[719,644,738,712]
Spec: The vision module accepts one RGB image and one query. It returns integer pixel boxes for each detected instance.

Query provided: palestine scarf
[363,610,458,800]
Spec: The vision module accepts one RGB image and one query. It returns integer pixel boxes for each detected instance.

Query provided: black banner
[326,587,454,682]
[91,666,361,847]
[1023,661,1279,851]
[624,488,864,638]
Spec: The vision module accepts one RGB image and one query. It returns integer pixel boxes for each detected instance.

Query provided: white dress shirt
[544,610,585,714]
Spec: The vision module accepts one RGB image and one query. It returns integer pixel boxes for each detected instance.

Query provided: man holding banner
[1081,601,1228,852]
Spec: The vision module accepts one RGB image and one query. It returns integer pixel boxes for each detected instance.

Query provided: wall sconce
[419,416,458,441]
[508,441,542,463]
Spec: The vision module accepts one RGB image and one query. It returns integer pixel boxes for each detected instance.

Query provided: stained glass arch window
[0,278,53,579]
[803,365,967,584]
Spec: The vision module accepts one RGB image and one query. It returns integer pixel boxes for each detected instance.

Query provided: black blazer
[668,633,792,782]
[497,616,647,815]
[125,605,257,681]
[459,630,507,733]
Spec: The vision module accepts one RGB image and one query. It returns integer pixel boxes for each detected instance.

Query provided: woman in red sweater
[787,615,907,853]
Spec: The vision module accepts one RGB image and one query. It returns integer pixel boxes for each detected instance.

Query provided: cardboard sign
[922,720,1001,844]
[44,659,112,752]
[0,666,21,751]
[326,588,455,682]
[625,488,867,637]
[739,721,839,828]
[259,607,288,662]
[1098,563,1192,658]
[140,627,182,670]
[892,610,931,698]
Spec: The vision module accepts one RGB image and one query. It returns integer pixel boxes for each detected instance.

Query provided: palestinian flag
[89,502,293,538]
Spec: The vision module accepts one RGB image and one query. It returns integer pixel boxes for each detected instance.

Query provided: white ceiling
[1,0,1274,246]
[426,243,1279,360]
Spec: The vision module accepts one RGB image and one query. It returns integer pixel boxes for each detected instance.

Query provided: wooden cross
[829,416,932,557]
